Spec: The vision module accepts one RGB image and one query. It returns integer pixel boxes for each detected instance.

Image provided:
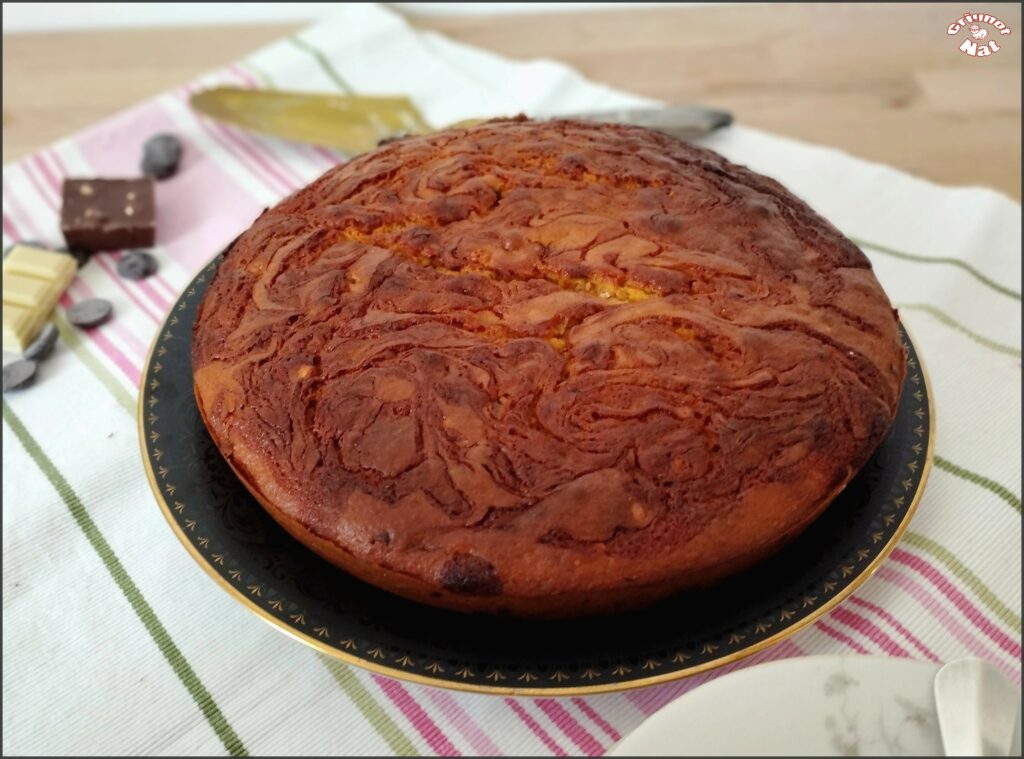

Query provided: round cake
[192,117,904,617]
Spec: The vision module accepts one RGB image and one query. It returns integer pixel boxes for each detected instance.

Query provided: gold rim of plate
[138,295,935,696]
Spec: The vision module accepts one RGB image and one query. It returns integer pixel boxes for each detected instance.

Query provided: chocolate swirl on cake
[193,118,904,617]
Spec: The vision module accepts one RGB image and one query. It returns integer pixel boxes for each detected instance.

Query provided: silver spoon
[934,658,1020,755]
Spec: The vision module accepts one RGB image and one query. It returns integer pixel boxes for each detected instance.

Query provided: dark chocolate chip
[23,323,59,361]
[116,250,158,280]
[141,133,183,179]
[439,553,502,596]
[3,360,38,393]
[66,298,113,328]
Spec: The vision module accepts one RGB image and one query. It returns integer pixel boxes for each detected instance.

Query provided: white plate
[612,656,951,756]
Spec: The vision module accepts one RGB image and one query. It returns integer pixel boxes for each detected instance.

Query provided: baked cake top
[193,118,904,604]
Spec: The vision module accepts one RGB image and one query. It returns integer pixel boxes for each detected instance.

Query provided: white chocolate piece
[2,245,76,352]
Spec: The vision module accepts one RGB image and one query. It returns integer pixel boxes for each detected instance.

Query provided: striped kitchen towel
[2,4,1020,756]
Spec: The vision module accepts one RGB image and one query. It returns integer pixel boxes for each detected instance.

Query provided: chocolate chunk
[116,250,158,280]
[66,298,113,328]
[23,323,59,361]
[141,134,183,179]
[3,360,38,393]
[439,553,502,596]
[61,178,156,252]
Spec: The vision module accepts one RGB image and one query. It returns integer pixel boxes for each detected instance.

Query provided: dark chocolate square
[61,178,156,252]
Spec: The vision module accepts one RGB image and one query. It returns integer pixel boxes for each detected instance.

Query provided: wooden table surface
[3,3,1020,198]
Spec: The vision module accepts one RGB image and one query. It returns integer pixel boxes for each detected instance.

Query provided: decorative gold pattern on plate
[139,267,934,696]
[314,626,330,639]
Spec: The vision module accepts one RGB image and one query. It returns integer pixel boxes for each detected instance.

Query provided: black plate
[140,254,933,695]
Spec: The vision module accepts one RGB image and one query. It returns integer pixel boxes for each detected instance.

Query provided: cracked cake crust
[192,117,905,617]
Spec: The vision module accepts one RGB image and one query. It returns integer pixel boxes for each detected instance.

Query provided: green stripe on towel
[934,455,1022,514]
[899,303,1021,358]
[904,532,1021,633]
[851,235,1022,302]
[289,36,355,94]
[54,314,137,415]
[318,656,421,756]
[3,401,249,757]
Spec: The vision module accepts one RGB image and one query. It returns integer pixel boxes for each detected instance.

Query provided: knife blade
[189,87,732,154]
[566,105,732,140]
